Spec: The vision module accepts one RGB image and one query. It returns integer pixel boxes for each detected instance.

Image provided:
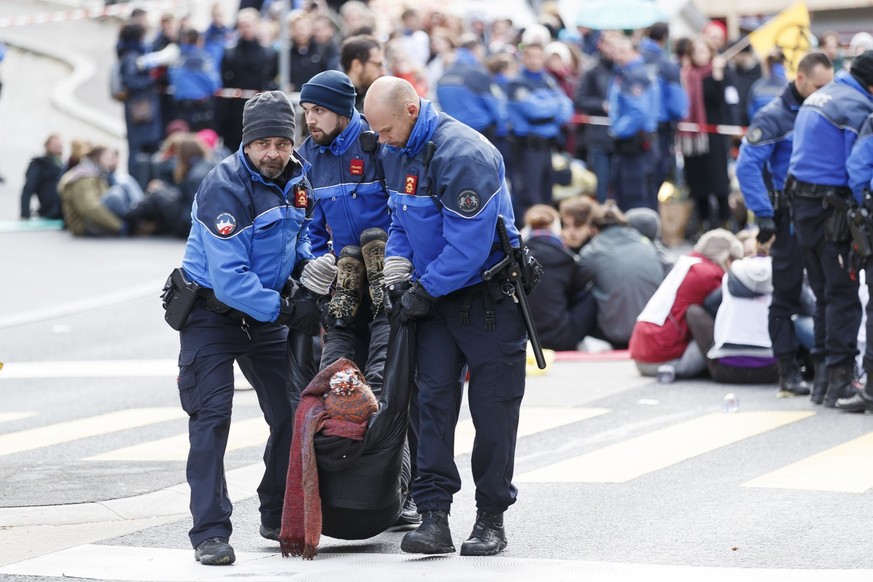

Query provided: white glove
[300,254,337,296]
[382,256,413,287]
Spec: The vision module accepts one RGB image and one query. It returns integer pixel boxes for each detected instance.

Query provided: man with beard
[297,71,419,526]
[170,91,333,566]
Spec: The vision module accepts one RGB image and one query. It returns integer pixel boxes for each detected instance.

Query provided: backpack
[110,60,128,102]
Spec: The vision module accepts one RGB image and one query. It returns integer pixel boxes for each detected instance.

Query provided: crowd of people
[14,0,873,565]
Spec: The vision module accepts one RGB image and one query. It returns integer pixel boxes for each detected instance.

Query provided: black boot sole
[460,540,508,556]
[400,538,456,554]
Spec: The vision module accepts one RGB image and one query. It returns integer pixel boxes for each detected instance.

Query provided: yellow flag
[748,2,812,79]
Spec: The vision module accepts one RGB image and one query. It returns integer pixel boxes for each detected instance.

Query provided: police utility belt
[160,268,254,331]
[614,132,656,155]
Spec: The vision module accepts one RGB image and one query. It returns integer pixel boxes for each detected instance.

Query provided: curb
[0,30,125,139]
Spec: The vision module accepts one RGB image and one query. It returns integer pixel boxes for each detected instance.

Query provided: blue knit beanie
[300,70,357,118]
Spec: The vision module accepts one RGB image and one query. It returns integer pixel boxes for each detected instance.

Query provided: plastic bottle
[722,393,739,413]
[656,364,676,383]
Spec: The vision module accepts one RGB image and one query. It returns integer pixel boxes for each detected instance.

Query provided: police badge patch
[457,190,480,213]
[747,127,764,144]
[215,213,237,236]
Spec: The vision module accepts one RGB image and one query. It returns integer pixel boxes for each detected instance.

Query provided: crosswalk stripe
[0,408,182,457]
[86,417,270,461]
[0,412,36,423]
[517,411,814,483]
[743,432,873,493]
[454,406,610,456]
[0,360,251,387]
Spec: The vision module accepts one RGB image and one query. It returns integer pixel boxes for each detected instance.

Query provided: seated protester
[523,205,589,351]
[626,207,675,277]
[126,134,217,238]
[629,229,744,378]
[20,133,64,220]
[281,354,413,559]
[57,145,146,237]
[576,202,665,348]
[685,256,780,385]
[558,194,598,254]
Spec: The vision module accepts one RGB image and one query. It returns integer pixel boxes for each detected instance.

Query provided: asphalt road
[1,3,873,581]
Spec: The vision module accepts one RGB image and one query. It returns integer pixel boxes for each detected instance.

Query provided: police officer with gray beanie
[169,89,337,566]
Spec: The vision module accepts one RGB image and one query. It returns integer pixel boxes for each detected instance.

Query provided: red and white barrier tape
[571,113,747,137]
[0,0,191,29]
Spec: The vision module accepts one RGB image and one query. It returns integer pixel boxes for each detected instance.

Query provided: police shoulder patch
[746,127,764,144]
[215,212,237,236]
[457,189,480,214]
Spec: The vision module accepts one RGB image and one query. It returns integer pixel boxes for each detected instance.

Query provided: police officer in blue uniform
[787,50,873,407]
[364,76,527,557]
[838,102,873,412]
[736,52,833,399]
[297,71,420,525]
[436,35,509,151]
[173,91,326,566]
[506,42,573,225]
[640,23,689,192]
[608,36,660,211]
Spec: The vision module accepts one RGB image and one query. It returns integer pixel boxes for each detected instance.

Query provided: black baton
[494,217,546,369]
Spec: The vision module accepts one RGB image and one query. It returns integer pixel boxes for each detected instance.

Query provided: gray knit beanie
[242,91,296,146]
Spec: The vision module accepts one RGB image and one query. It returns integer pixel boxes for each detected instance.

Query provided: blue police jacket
[639,38,688,124]
[506,68,573,139]
[847,113,873,203]
[298,110,391,256]
[607,56,659,139]
[181,148,315,322]
[746,66,787,123]
[788,70,873,187]
[736,83,802,217]
[169,44,221,101]
[436,48,508,136]
[381,99,521,297]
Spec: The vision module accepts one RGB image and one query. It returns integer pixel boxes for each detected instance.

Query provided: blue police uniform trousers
[792,197,861,367]
[769,206,821,357]
[655,123,676,191]
[178,303,293,548]
[611,141,659,212]
[412,283,527,515]
[512,137,554,228]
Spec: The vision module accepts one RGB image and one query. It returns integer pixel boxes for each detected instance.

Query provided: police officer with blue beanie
[787,50,873,406]
[365,76,527,557]
[172,90,328,566]
[736,51,833,399]
[297,71,420,525]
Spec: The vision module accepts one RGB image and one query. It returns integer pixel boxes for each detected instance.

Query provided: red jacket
[629,252,725,363]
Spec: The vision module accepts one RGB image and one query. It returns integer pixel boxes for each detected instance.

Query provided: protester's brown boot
[360,228,388,316]
[327,245,364,327]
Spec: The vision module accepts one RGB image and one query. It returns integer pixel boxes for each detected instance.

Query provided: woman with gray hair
[629,228,744,379]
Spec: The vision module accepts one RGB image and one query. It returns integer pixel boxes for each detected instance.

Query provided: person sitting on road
[523,204,589,351]
[629,228,744,379]
[20,134,65,221]
[57,145,147,237]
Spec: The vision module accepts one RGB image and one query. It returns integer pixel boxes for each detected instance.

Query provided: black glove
[756,216,777,244]
[395,282,434,323]
[277,288,323,335]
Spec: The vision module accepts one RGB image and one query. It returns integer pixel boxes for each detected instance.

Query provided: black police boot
[823,362,858,408]
[360,227,388,315]
[460,511,507,556]
[327,245,364,327]
[194,537,235,565]
[400,510,455,554]
[394,492,422,526]
[776,355,811,398]
[810,358,828,405]
[836,374,873,412]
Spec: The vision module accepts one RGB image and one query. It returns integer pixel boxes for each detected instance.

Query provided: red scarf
[679,63,712,156]
[279,358,369,559]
